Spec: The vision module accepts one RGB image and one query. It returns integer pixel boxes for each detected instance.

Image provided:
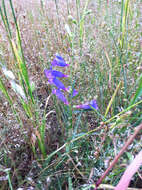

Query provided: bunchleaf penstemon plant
[44,54,99,110]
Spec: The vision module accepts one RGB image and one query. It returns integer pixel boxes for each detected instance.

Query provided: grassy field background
[0,0,142,189]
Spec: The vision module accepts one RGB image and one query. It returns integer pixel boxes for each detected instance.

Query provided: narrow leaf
[130,74,142,105]
[105,81,122,117]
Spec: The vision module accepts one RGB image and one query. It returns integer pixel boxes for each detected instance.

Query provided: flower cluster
[44,55,98,110]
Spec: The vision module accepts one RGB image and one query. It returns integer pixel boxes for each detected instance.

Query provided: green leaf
[0,78,12,105]
[130,74,142,105]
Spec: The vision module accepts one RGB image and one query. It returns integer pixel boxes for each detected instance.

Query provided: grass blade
[105,81,122,117]
[130,74,142,105]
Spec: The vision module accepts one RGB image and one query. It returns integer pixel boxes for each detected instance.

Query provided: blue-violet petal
[51,55,69,67]
[52,78,67,91]
[52,89,69,105]
[44,69,68,78]
[75,100,98,110]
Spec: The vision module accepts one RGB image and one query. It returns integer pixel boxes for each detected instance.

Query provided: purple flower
[44,69,68,78]
[49,78,67,91]
[51,70,68,78]
[51,55,69,67]
[44,55,99,110]
[44,69,68,91]
[75,99,98,110]
[71,89,78,97]
[52,88,69,105]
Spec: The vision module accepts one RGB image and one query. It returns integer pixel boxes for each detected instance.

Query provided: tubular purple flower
[52,88,69,105]
[52,78,67,91]
[44,69,68,78]
[52,70,68,78]
[56,55,64,60]
[44,69,68,91]
[71,89,78,97]
[75,100,98,110]
[51,55,69,67]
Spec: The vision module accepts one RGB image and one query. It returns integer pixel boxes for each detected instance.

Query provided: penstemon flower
[75,100,98,110]
[52,88,69,105]
[44,69,68,78]
[44,55,98,110]
[51,77,68,91]
[44,69,68,91]
[51,55,69,67]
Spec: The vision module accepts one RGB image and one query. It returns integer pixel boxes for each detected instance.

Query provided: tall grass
[0,0,47,158]
[0,0,141,189]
